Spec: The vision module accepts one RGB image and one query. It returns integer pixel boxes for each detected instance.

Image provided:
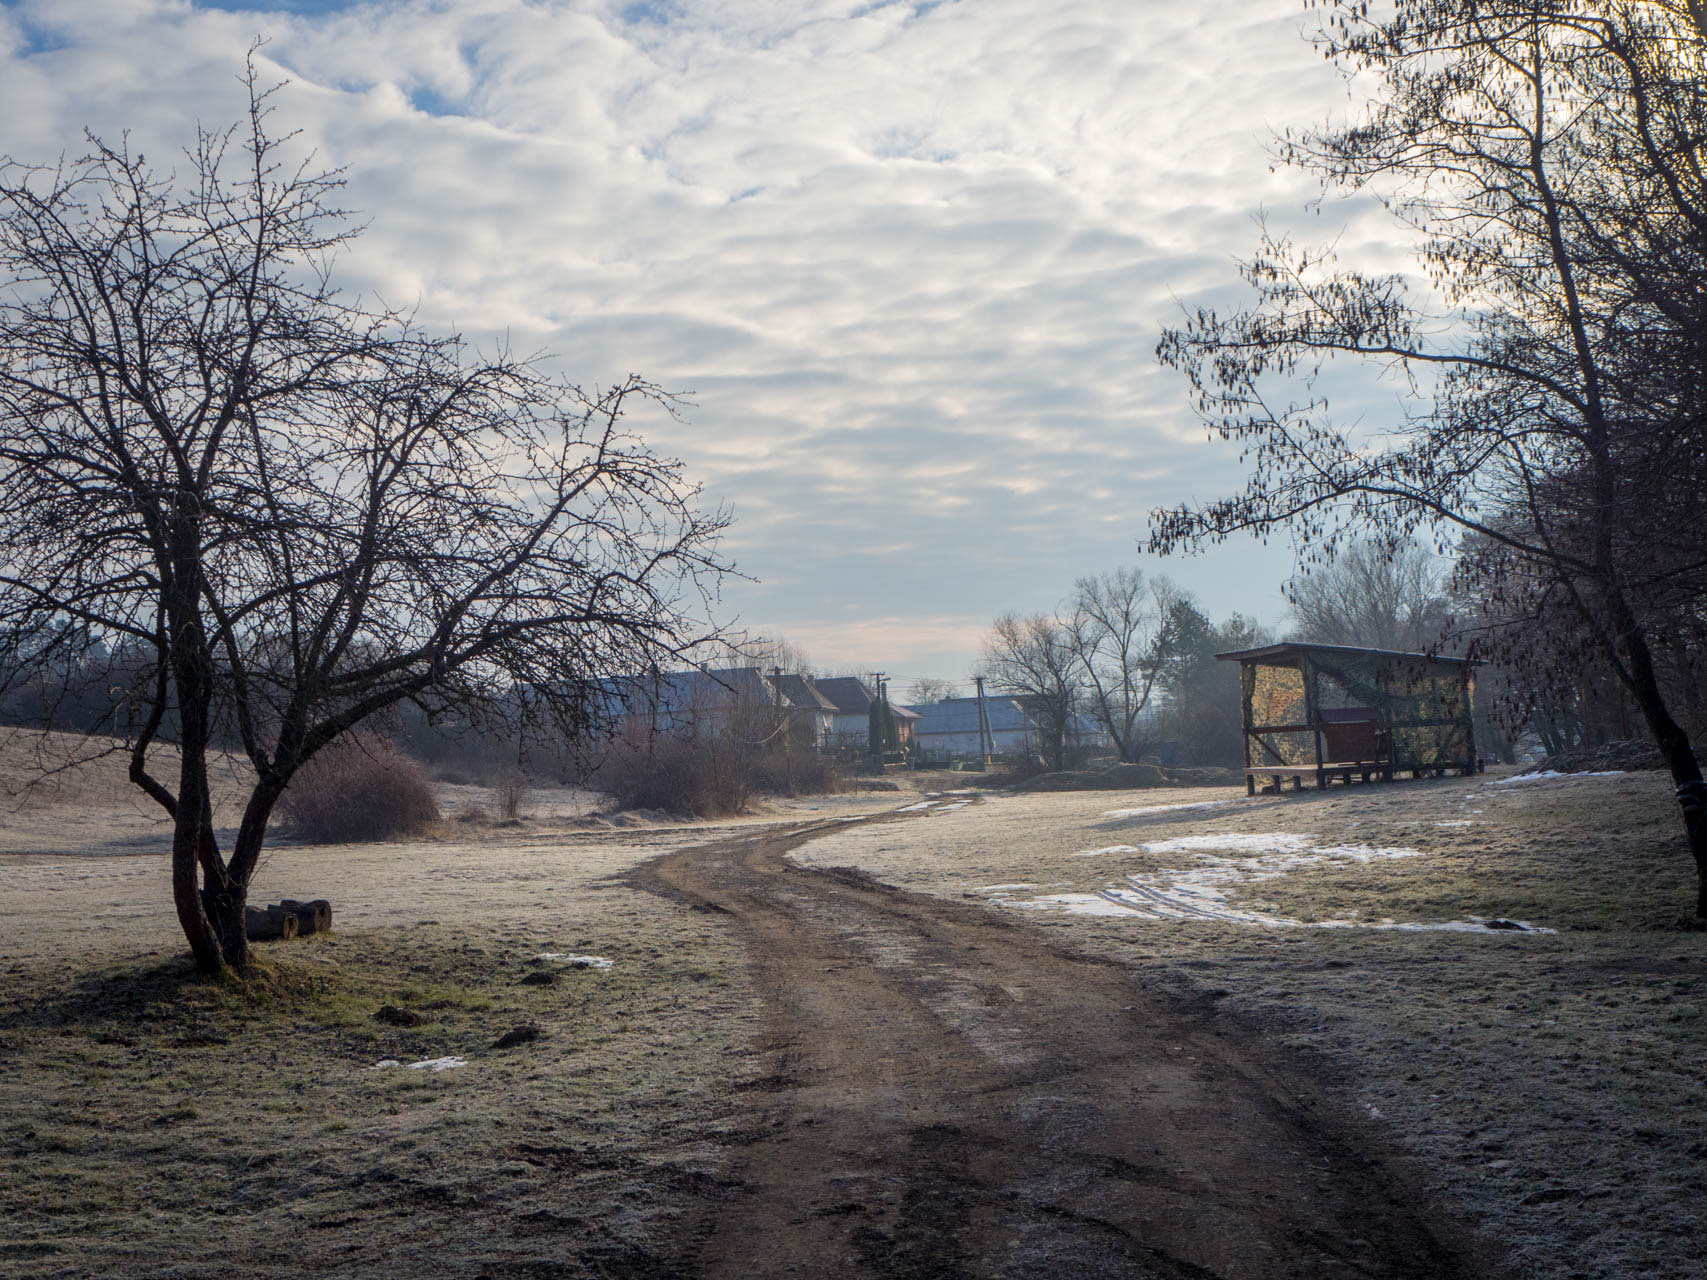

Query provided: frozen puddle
[1102,800,1232,820]
[989,833,1553,933]
[537,953,614,969]
[1486,770,1625,786]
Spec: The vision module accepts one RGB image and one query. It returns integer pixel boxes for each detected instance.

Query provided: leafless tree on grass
[981,613,1081,771]
[0,70,727,971]
[1066,568,1174,763]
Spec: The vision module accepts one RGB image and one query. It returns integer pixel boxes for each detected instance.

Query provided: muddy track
[630,810,1505,1280]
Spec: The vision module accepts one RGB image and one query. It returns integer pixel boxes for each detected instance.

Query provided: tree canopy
[0,75,727,969]
[1152,0,1707,916]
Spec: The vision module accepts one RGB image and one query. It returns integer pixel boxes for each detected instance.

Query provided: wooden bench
[1245,710,1390,794]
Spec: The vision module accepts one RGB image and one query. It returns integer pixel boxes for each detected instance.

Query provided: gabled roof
[813,676,876,715]
[813,676,920,720]
[1216,641,1476,667]
[775,673,837,713]
[913,696,1031,735]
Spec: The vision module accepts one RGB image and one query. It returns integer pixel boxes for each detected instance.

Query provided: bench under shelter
[1215,642,1479,795]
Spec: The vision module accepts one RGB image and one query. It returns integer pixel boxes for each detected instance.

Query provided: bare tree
[1153,1,1707,916]
[981,613,1080,770]
[1065,568,1173,762]
[0,74,726,971]
[904,677,958,705]
[1285,540,1450,653]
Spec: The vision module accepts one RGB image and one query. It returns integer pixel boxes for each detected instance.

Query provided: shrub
[490,769,530,821]
[594,713,848,818]
[280,735,440,842]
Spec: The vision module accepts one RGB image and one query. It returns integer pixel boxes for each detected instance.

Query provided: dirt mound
[1525,738,1675,775]
[1013,762,1242,792]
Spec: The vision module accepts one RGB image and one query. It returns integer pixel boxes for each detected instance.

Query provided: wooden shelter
[1216,642,1479,795]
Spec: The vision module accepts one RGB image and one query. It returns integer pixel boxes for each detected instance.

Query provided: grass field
[0,731,894,1278]
[3,734,1703,1278]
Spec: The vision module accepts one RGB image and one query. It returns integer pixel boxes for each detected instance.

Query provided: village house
[812,677,921,751]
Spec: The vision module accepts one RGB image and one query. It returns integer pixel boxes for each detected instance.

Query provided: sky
[0,0,1411,689]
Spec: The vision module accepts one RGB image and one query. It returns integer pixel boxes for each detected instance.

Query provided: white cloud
[0,0,1417,676]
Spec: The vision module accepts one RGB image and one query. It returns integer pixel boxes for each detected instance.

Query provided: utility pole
[973,675,993,768]
[868,672,886,770]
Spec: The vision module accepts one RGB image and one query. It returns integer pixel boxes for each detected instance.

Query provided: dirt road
[633,810,1505,1280]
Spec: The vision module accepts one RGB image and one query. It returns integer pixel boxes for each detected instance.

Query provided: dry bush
[279,735,440,843]
[490,770,530,820]
[595,711,847,818]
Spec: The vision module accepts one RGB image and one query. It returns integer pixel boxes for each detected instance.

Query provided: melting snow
[537,953,613,969]
[1486,770,1625,786]
[991,831,1553,933]
[1075,845,1140,858]
[406,1057,467,1072]
[1006,892,1137,917]
[897,801,939,812]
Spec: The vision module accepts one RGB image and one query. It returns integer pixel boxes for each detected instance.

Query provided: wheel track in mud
[629,806,1506,1280]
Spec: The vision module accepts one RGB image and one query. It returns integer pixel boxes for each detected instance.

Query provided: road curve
[630,809,1504,1280]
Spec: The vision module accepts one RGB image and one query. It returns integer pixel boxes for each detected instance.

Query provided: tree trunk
[1611,603,1707,918]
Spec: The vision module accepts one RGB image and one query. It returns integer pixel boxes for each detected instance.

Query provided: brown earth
[634,811,1508,1280]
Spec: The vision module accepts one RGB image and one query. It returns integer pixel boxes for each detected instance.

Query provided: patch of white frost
[537,953,613,969]
[1485,770,1625,786]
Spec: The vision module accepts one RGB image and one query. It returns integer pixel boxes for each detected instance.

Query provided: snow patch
[1075,845,1139,858]
[990,831,1553,934]
[1008,892,1137,917]
[537,953,613,969]
[896,800,939,812]
[1486,770,1625,786]
[406,1056,467,1072]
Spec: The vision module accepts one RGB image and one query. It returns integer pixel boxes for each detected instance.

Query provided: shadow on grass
[1,952,327,1032]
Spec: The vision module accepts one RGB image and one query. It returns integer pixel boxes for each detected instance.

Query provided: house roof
[813,676,875,715]
[913,696,1031,736]
[812,676,920,720]
[775,673,837,713]
[1215,641,1476,667]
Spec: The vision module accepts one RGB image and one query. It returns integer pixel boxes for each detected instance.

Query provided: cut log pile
[244,898,333,941]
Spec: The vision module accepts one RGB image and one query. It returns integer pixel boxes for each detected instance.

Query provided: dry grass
[790,770,1707,1280]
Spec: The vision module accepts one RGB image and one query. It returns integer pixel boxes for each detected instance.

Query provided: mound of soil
[1524,738,1675,775]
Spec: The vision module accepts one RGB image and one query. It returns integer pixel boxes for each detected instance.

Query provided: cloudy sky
[0,0,1402,686]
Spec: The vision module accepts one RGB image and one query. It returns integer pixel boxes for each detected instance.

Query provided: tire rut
[630,813,1505,1280]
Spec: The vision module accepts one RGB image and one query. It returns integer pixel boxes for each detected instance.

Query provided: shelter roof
[1215,641,1476,668]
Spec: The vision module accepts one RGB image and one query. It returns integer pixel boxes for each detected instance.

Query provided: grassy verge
[0,896,758,1279]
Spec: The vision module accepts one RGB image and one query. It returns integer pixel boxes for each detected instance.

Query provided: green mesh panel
[1241,649,1474,774]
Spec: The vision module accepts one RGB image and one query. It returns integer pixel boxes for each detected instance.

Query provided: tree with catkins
[1152,1,1707,917]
